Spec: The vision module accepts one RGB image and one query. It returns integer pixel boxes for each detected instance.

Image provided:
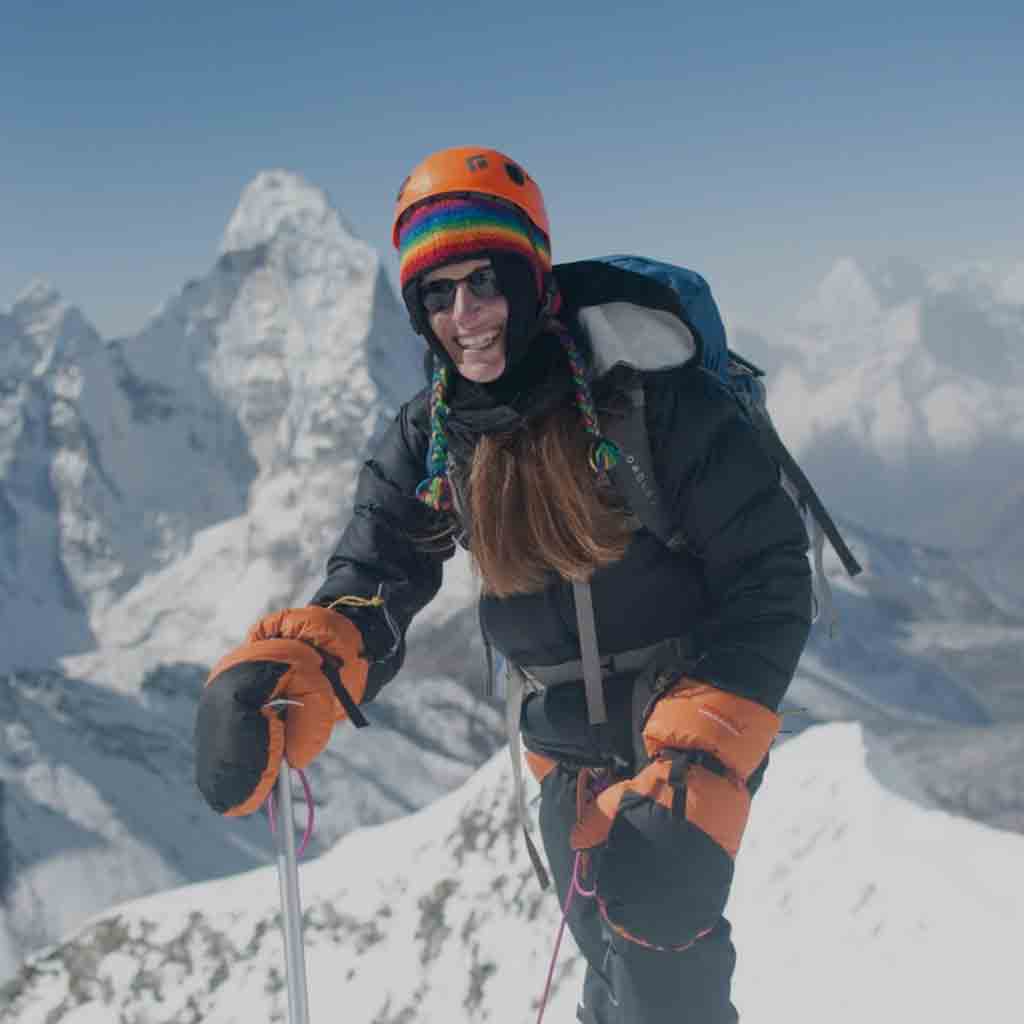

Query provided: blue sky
[3,1,1021,337]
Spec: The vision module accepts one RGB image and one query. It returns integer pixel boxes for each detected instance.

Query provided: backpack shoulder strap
[603,367,862,581]
[602,367,686,552]
[748,419,863,579]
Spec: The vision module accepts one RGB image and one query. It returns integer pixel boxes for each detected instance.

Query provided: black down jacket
[312,364,813,717]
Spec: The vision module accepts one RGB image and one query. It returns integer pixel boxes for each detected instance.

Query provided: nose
[450,279,483,321]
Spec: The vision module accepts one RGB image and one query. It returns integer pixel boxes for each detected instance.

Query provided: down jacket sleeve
[646,365,814,710]
[310,391,456,700]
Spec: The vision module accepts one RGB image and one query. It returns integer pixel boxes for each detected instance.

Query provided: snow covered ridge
[0,662,504,986]
[2,723,1021,1024]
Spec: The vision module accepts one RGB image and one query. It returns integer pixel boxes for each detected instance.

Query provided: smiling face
[422,258,509,383]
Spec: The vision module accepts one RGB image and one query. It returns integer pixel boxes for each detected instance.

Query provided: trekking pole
[274,762,311,1024]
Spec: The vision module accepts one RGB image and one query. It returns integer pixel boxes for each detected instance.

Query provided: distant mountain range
[737,255,1024,560]
[1,170,1021,988]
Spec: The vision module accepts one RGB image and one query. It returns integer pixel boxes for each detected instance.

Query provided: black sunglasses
[420,266,502,315]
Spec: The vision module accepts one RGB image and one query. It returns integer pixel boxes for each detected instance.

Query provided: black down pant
[538,765,739,1024]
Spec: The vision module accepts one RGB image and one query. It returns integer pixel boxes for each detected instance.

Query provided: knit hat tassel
[588,437,620,473]
[416,362,456,512]
[556,327,620,474]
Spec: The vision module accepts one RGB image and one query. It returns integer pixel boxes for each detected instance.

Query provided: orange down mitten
[571,680,780,855]
[194,606,369,817]
[568,679,780,950]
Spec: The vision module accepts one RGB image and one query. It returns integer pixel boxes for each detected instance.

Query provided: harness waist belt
[521,642,663,688]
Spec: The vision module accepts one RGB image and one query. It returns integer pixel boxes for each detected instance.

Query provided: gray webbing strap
[505,663,550,889]
[783,470,839,638]
[604,380,683,550]
[572,580,608,725]
[505,664,529,827]
[810,516,836,636]
[520,640,662,686]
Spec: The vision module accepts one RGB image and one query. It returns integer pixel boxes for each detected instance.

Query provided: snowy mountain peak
[2,280,101,380]
[798,257,883,331]
[10,279,70,353]
[925,260,1024,313]
[868,255,927,308]
[219,169,360,258]
[11,277,63,317]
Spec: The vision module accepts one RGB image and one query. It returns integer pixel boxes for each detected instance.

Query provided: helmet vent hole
[505,163,526,186]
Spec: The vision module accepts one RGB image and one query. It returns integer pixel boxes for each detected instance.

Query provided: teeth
[458,331,499,351]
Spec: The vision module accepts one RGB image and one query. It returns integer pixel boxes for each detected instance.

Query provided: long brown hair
[464,401,634,597]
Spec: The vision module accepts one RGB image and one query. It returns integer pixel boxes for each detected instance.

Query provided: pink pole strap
[267,767,316,858]
[535,850,594,1024]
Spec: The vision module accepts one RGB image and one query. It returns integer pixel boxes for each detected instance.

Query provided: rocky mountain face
[0,278,248,669]
[0,170,424,677]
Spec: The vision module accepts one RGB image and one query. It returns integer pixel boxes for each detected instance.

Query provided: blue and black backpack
[554,255,862,622]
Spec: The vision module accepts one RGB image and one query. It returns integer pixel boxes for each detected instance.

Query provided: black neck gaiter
[443,328,574,462]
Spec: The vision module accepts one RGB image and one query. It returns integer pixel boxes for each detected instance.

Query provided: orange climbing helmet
[392,146,550,246]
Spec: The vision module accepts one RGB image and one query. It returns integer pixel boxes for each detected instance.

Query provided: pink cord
[535,850,594,1024]
[573,859,596,898]
[267,767,316,858]
[296,769,315,856]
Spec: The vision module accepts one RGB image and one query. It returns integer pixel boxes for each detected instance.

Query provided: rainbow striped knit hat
[397,194,552,300]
